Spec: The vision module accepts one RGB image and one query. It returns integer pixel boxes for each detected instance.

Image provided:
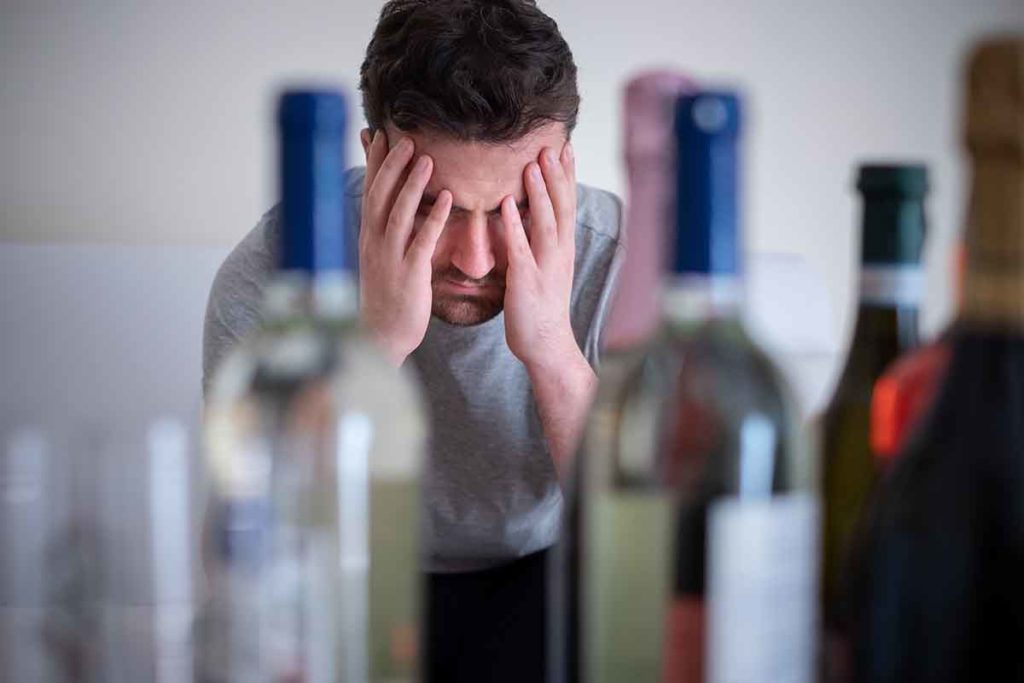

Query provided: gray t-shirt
[203,167,624,573]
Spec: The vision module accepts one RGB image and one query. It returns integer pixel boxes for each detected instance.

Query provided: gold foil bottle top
[961,36,1024,329]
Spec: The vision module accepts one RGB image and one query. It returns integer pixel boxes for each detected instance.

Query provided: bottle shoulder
[586,319,808,495]
[597,320,794,420]
[206,318,421,414]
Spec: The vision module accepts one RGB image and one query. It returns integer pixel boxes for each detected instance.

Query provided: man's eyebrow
[421,192,529,215]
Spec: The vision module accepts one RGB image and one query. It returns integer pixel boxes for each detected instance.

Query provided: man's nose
[450,214,497,280]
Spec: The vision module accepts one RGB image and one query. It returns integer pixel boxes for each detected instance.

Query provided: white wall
[0,244,227,429]
[2,1,1023,413]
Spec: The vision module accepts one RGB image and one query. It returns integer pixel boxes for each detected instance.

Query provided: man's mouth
[438,277,503,296]
[443,278,487,293]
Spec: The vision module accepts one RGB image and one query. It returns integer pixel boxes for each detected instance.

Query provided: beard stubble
[430,265,505,326]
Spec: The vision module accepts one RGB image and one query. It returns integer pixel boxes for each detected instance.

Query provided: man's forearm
[525,337,598,477]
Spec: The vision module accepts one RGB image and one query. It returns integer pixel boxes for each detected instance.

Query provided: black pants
[426,549,548,682]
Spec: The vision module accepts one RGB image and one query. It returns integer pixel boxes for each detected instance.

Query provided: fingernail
[399,137,413,153]
[530,163,542,180]
[416,155,431,173]
[565,142,574,161]
[372,129,381,145]
[544,148,557,165]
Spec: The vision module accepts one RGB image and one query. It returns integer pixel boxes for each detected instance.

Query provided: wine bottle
[819,163,926,676]
[567,89,816,683]
[606,71,694,348]
[849,36,1024,682]
[549,71,692,683]
[201,90,426,682]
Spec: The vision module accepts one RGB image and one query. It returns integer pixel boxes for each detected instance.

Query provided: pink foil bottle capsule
[604,71,694,350]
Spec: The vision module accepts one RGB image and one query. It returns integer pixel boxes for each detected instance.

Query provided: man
[203,0,623,679]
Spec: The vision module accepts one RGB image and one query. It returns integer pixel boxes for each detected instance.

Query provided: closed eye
[419,193,529,219]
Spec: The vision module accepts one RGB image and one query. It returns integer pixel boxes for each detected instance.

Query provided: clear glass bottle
[200,90,425,683]
[567,90,817,683]
[549,70,692,683]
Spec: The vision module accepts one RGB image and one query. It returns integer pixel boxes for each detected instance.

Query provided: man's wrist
[366,325,411,368]
[523,328,592,383]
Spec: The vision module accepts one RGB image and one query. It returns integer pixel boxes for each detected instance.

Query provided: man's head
[359,0,579,326]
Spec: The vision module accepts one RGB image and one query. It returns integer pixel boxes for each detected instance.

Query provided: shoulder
[571,183,625,288]
[216,165,366,292]
[568,183,625,365]
[575,182,623,247]
[345,166,366,198]
[213,205,278,298]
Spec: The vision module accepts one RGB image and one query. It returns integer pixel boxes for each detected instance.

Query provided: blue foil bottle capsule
[672,91,742,278]
[277,90,349,274]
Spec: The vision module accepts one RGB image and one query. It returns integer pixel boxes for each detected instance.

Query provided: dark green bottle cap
[855,163,928,266]
[856,164,929,198]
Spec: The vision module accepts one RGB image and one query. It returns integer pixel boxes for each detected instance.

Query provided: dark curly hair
[359,0,579,143]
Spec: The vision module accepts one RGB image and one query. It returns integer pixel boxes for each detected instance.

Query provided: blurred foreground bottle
[2,419,195,683]
[849,36,1024,682]
[201,90,425,682]
[819,164,927,677]
[551,70,691,683]
[568,89,816,683]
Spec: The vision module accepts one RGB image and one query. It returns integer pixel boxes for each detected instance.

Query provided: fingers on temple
[406,189,452,264]
[386,154,434,252]
[561,142,577,203]
[363,129,387,193]
[502,195,535,267]
[541,145,575,245]
[525,161,558,251]
[365,136,415,236]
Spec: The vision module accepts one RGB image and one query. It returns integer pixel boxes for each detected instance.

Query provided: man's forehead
[395,123,567,209]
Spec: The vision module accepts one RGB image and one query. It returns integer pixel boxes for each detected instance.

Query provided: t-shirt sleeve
[571,186,626,370]
[201,208,278,395]
[201,168,365,396]
[578,237,625,369]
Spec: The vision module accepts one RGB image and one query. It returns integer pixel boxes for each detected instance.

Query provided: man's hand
[502,142,596,471]
[501,143,579,370]
[359,131,452,366]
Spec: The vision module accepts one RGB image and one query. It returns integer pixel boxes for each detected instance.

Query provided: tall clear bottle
[568,90,817,683]
[201,90,425,683]
[849,36,1024,682]
[819,164,927,676]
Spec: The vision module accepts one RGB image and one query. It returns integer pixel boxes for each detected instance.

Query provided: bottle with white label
[200,90,426,682]
[819,164,926,680]
[567,90,816,683]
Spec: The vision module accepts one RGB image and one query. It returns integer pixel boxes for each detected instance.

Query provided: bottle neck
[605,161,673,349]
[851,190,925,348]
[860,198,926,266]
[858,262,923,309]
[662,272,744,326]
[262,270,359,325]
[961,156,1024,331]
[848,303,919,350]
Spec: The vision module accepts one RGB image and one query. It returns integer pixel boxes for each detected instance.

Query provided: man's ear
[360,128,372,160]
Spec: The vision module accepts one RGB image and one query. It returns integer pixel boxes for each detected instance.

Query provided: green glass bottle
[820,164,927,676]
